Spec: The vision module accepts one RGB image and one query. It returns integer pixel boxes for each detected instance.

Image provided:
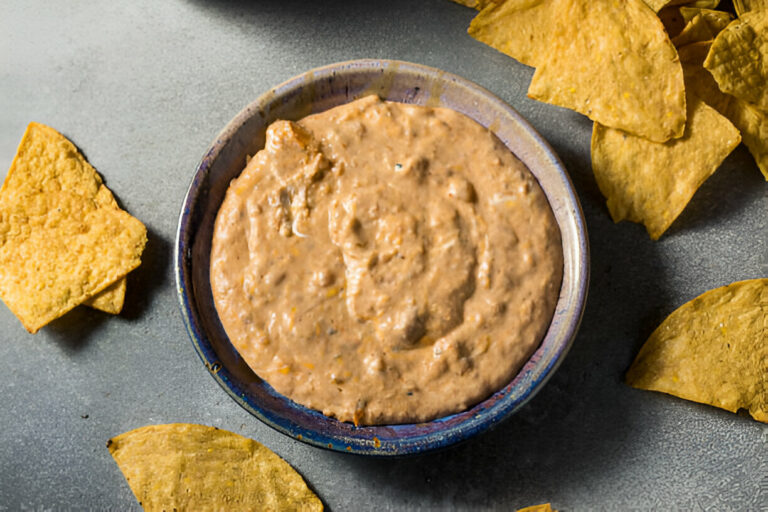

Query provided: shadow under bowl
[175,59,589,456]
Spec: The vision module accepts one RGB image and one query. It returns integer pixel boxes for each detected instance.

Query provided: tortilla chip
[704,12,768,110]
[672,13,716,46]
[83,278,126,314]
[644,0,675,12]
[0,123,146,332]
[591,92,740,239]
[450,0,495,9]
[527,0,686,142]
[626,279,768,423]
[734,0,768,16]
[108,424,323,512]
[682,61,732,115]
[676,40,714,63]
[679,7,733,32]
[468,0,560,68]
[669,0,720,7]
[517,504,556,512]
[724,97,768,180]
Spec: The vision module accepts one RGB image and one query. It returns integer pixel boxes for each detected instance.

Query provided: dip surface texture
[210,96,563,425]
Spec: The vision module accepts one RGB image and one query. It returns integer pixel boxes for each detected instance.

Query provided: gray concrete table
[1,1,766,510]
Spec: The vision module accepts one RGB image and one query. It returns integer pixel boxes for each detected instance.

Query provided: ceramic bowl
[175,59,589,456]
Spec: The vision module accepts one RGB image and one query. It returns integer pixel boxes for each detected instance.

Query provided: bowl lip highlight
[175,58,589,456]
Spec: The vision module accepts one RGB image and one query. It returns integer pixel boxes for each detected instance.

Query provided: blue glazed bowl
[175,59,589,456]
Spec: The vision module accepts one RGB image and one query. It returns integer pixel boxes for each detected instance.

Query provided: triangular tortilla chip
[108,424,324,512]
[527,0,686,142]
[626,279,768,423]
[468,0,561,68]
[704,12,768,110]
[0,123,146,332]
[591,91,740,239]
[83,278,126,314]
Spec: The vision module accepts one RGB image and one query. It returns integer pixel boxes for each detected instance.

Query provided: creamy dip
[210,96,563,425]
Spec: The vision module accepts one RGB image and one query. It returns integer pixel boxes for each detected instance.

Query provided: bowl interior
[176,59,588,456]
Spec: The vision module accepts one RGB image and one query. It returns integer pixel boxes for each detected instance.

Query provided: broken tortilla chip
[108,424,324,512]
[591,91,740,239]
[526,0,686,142]
[468,0,559,68]
[626,279,768,423]
[644,0,675,11]
[704,12,768,111]
[0,123,146,332]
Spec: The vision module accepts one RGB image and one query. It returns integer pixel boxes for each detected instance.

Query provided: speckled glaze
[175,59,589,456]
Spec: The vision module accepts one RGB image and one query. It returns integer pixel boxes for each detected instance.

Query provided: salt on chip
[526,0,686,142]
[591,92,740,239]
[0,122,146,332]
[108,424,324,512]
[704,12,768,111]
[734,0,768,16]
[468,0,561,68]
[626,279,768,423]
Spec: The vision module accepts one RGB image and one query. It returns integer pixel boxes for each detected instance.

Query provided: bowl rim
[175,58,589,456]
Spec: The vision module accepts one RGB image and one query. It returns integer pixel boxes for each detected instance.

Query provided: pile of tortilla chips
[108,423,323,511]
[626,279,767,423]
[0,123,147,333]
[453,0,768,239]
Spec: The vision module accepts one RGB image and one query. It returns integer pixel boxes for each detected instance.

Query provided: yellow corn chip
[676,40,714,63]
[704,12,768,110]
[517,504,557,512]
[734,0,768,16]
[468,0,560,68]
[0,123,146,332]
[108,424,324,512]
[682,60,732,115]
[591,92,740,239]
[724,97,768,180]
[450,0,495,9]
[645,0,675,11]
[669,0,720,7]
[626,279,768,423]
[527,0,686,142]
[679,7,733,32]
[83,278,126,314]
[672,13,716,46]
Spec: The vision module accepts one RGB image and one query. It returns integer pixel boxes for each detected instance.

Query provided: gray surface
[0,1,766,510]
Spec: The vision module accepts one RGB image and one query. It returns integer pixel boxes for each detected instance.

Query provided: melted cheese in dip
[211,96,563,425]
